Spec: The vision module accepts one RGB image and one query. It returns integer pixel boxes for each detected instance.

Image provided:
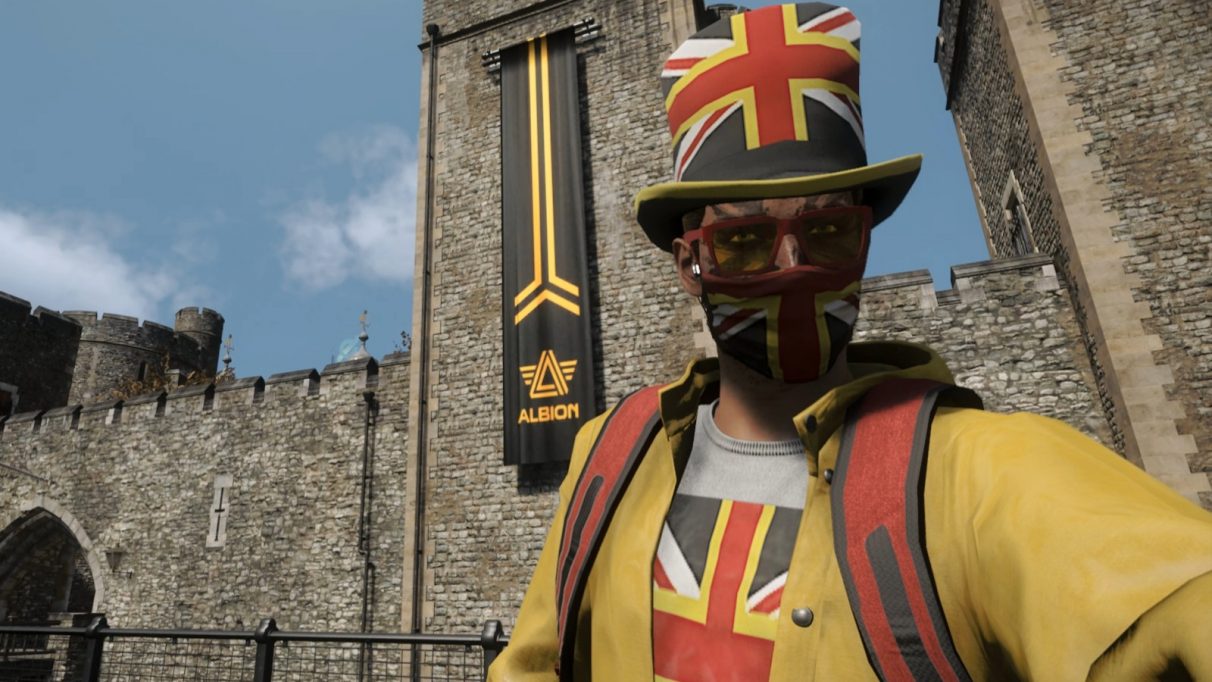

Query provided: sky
[0,0,986,379]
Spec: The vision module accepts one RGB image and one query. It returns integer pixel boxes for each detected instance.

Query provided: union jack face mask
[691,206,870,382]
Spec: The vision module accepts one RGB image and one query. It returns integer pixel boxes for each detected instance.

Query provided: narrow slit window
[1001,172,1035,257]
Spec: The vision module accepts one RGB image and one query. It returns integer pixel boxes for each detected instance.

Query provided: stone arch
[0,495,106,621]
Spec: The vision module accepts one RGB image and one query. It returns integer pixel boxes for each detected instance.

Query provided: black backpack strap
[832,378,980,682]
[555,385,663,680]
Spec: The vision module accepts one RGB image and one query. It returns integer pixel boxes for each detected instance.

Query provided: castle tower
[405,0,709,633]
[0,292,82,414]
[935,0,1211,504]
[174,307,225,376]
[63,312,175,404]
[62,307,224,405]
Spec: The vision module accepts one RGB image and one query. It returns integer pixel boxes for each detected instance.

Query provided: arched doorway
[0,508,97,626]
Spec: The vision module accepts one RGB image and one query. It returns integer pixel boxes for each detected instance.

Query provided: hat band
[680,139,868,184]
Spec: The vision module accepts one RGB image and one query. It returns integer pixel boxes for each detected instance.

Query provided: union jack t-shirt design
[653,494,802,682]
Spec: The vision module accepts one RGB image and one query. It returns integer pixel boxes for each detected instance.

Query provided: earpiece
[691,262,701,278]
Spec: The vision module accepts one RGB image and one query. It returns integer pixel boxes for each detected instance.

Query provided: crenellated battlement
[0,347,412,632]
[0,352,410,441]
[0,290,236,417]
[174,307,225,372]
[852,253,1107,446]
[0,292,82,337]
[0,292,84,414]
[858,253,1059,313]
[62,310,198,355]
[56,306,226,405]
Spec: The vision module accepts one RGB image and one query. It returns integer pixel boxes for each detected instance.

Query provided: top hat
[634,3,922,251]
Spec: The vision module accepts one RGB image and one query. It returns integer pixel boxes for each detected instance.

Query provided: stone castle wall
[1035,0,1212,494]
[934,0,1124,455]
[2,0,1200,640]
[174,307,226,376]
[415,251,1110,634]
[62,308,224,406]
[936,0,1061,261]
[0,355,410,631]
[410,0,1122,635]
[413,0,703,634]
[0,292,82,415]
[936,0,1211,503]
[855,254,1111,443]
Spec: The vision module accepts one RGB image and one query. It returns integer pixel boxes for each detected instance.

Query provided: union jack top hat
[634,2,922,251]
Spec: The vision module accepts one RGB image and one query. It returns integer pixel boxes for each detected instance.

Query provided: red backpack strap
[555,384,663,680]
[831,378,981,682]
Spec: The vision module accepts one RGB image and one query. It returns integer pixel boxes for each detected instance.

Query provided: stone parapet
[0,352,411,631]
[321,358,380,394]
[945,0,1212,502]
[41,405,82,432]
[266,369,321,399]
[856,254,1111,448]
[213,377,265,409]
[0,357,405,446]
[0,291,83,414]
[123,391,167,422]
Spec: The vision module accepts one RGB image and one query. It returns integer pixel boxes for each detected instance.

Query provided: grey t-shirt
[675,401,811,509]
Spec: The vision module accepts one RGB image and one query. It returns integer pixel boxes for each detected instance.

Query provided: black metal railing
[0,616,507,681]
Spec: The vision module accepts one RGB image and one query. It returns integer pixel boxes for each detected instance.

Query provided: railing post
[480,619,503,679]
[252,618,278,682]
[80,614,107,682]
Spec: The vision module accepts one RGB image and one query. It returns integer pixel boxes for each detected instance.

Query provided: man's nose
[774,233,805,268]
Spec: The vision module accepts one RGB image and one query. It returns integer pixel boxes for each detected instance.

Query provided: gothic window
[1001,172,1035,257]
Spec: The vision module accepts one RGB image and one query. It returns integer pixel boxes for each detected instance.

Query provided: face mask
[698,261,864,383]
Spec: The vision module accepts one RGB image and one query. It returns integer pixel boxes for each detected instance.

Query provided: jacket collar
[656,341,956,475]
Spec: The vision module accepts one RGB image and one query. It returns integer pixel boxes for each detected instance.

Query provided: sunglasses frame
[684,205,873,276]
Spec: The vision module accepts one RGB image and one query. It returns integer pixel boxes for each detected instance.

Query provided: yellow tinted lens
[712,222,777,273]
[799,213,864,267]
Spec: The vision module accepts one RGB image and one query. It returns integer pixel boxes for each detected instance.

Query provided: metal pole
[252,618,277,682]
[480,620,504,679]
[412,23,441,682]
[358,391,379,682]
[80,614,107,682]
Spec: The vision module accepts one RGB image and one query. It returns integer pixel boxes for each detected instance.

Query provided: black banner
[501,29,597,466]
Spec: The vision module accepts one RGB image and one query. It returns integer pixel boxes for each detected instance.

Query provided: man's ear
[672,237,702,297]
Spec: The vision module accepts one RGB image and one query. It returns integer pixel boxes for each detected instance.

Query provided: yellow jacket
[489,341,1212,681]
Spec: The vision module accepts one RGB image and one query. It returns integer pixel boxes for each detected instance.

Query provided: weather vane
[350,310,372,361]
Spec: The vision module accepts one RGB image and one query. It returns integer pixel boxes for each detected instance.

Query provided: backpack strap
[555,384,663,680]
[831,378,981,682]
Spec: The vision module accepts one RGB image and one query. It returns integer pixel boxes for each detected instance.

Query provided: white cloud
[171,210,226,266]
[278,125,418,291]
[0,206,185,320]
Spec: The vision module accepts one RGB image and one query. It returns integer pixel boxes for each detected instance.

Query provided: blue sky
[0,1,985,378]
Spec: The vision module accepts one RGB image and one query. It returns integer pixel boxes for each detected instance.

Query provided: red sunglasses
[684,205,872,276]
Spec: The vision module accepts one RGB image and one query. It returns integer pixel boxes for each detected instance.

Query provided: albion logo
[520,349,577,399]
[518,349,580,424]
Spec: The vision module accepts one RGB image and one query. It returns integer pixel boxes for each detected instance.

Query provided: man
[489,4,1212,680]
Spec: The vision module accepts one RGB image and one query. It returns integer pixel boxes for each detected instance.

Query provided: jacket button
[823,468,834,484]
[804,415,818,433]
[791,607,815,627]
